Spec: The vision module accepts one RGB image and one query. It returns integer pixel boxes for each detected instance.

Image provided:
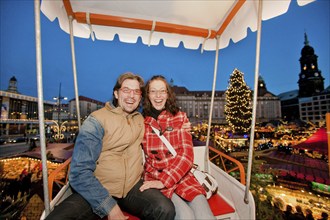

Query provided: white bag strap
[151,125,177,157]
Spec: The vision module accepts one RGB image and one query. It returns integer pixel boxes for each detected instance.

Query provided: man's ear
[114,90,119,99]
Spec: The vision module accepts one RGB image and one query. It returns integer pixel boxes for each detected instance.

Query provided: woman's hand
[139,180,165,192]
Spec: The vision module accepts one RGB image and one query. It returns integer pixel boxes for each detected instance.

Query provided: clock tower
[257,75,267,96]
[298,32,324,97]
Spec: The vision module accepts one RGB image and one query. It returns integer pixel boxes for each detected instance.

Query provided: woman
[139,75,215,220]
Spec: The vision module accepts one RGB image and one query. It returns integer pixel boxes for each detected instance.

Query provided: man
[46,72,175,220]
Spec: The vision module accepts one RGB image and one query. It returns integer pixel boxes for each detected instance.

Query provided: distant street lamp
[53,83,67,142]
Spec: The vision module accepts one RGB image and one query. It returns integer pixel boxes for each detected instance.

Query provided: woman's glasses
[148,89,167,96]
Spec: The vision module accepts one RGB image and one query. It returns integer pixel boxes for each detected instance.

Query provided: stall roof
[293,127,328,154]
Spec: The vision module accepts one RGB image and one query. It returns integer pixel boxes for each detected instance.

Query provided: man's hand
[108,204,128,220]
[139,180,165,192]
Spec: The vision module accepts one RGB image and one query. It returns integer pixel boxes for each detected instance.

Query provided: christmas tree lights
[225,69,252,134]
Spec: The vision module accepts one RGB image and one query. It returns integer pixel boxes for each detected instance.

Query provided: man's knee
[45,193,96,220]
[140,196,175,220]
[154,197,175,220]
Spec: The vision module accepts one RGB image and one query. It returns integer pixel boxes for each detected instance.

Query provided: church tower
[6,76,20,94]
[298,32,324,97]
[257,76,268,96]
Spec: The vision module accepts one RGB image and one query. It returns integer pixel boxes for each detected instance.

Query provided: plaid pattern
[142,111,205,201]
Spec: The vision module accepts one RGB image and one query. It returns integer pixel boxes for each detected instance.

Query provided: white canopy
[41,0,315,50]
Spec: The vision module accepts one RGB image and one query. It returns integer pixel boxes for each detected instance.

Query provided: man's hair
[142,75,179,116]
[112,72,144,107]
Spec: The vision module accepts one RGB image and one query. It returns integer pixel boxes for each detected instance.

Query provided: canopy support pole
[69,16,81,129]
[205,36,220,172]
[244,0,263,204]
[326,113,330,178]
[34,0,50,215]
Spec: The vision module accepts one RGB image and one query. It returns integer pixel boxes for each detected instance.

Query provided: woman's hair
[142,75,179,116]
[112,72,144,107]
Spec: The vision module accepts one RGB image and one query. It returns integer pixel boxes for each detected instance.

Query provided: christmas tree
[225,69,252,135]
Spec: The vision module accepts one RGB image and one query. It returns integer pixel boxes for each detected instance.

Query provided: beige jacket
[92,102,144,198]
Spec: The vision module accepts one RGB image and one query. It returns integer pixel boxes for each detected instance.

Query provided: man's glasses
[149,89,167,96]
[120,87,142,95]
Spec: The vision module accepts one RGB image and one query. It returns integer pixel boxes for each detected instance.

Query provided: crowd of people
[282,205,328,220]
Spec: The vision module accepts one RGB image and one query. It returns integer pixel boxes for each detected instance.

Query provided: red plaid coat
[142,111,205,201]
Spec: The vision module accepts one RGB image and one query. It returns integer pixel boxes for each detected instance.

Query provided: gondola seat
[121,193,235,219]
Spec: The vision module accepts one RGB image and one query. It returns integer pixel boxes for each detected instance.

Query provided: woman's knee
[174,206,194,220]
[189,195,215,220]
[171,193,194,220]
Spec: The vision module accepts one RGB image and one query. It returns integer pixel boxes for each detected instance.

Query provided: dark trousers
[45,179,175,220]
